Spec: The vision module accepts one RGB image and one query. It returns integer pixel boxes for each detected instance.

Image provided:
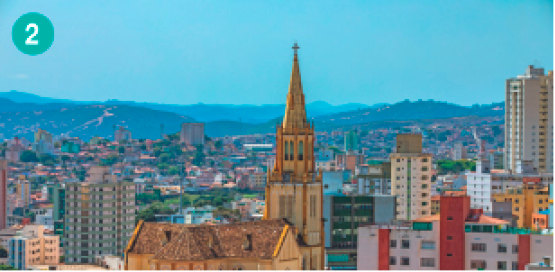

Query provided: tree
[20,150,38,163]
[0,265,17,270]
[168,166,180,176]
[214,140,223,149]
[61,155,70,166]
[118,146,125,154]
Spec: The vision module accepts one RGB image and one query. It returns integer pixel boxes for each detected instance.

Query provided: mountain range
[0,91,504,140]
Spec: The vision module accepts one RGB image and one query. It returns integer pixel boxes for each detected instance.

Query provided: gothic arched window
[290,141,294,161]
[284,141,289,161]
[298,141,304,160]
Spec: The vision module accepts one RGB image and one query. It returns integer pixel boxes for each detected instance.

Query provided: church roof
[126,219,293,261]
[282,43,309,130]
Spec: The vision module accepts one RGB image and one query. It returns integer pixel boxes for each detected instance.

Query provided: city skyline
[0,0,553,106]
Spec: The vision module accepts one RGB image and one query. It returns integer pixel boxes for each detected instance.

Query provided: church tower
[264,43,324,270]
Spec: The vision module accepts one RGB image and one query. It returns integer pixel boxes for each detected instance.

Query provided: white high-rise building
[505,65,553,173]
[390,134,432,221]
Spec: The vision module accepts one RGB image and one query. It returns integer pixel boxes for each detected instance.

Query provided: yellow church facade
[124,44,324,270]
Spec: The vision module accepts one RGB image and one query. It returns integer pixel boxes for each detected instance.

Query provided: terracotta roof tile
[128,219,291,261]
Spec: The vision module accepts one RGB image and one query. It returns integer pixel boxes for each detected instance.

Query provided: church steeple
[283,43,308,130]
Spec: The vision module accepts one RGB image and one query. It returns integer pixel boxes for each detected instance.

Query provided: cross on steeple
[292,43,300,55]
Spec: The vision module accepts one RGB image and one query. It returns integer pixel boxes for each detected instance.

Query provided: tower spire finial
[293,42,300,55]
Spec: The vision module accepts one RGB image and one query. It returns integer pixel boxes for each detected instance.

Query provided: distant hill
[0,91,505,140]
[314,100,505,125]
[0,104,193,141]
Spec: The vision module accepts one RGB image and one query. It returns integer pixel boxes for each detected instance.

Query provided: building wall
[391,152,432,221]
[439,196,469,270]
[464,232,518,270]
[180,123,205,146]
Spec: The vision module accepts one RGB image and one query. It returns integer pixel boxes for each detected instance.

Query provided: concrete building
[0,160,7,230]
[322,170,350,196]
[356,161,391,195]
[505,65,553,173]
[344,130,359,152]
[180,123,205,145]
[64,166,135,264]
[489,151,504,170]
[316,160,337,172]
[390,134,432,221]
[324,195,395,269]
[114,126,132,142]
[358,196,554,270]
[452,142,467,160]
[336,154,365,173]
[5,137,25,163]
[17,180,31,209]
[33,129,54,155]
[8,225,59,270]
[467,158,552,215]
[492,184,550,229]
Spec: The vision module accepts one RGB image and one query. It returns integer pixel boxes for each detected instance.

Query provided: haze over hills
[0,91,505,140]
[0,91,382,123]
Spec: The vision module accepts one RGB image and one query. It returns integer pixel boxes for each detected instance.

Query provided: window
[421,241,435,250]
[289,141,294,160]
[298,141,303,160]
[498,261,507,270]
[421,258,434,268]
[498,244,507,253]
[284,141,289,161]
[447,216,453,220]
[447,236,453,240]
[470,260,487,269]
[401,257,410,266]
[401,240,410,249]
[512,262,519,270]
[390,240,397,248]
[472,243,487,252]
[512,245,518,254]
[389,257,396,266]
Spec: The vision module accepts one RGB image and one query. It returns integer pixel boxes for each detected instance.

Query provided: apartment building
[8,225,59,270]
[358,196,553,270]
[467,159,552,215]
[390,134,432,221]
[180,123,205,145]
[64,166,135,264]
[505,65,553,173]
[323,195,396,270]
[492,184,550,229]
[356,161,392,195]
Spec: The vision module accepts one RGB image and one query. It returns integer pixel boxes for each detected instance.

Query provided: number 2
[25,23,39,45]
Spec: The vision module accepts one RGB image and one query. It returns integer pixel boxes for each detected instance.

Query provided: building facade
[64,167,135,264]
[505,65,553,173]
[492,184,550,228]
[390,134,432,221]
[180,123,205,145]
[356,162,392,195]
[8,225,59,270]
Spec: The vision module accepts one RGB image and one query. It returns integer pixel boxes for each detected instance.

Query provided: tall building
[0,160,7,230]
[180,123,205,145]
[265,43,325,270]
[64,166,135,264]
[356,161,392,195]
[8,225,59,270]
[452,141,467,160]
[390,134,432,221]
[505,65,553,173]
[323,195,396,270]
[17,180,31,209]
[344,130,359,152]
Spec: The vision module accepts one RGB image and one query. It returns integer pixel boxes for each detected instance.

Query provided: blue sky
[0,0,552,106]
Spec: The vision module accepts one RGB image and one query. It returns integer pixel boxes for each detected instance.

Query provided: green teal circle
[12,12,54,56]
